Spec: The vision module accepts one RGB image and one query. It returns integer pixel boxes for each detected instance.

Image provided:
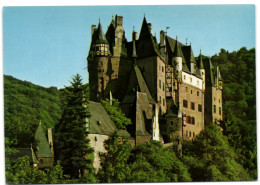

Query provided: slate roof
[88,101,117,135]
[122,65,156,104]
[88,101,132,138]
[181,45,196,64]
[135,92,153,136]
[92,21,108,45]
[35,122,53,158]
[138,16,163,59]
[173,38,182,58]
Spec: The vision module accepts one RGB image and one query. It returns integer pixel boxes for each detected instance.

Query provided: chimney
[160,30,166,46]
[115,15,123,26]
[91,25,96,35]
[47,128,54,156]
[148,23,152,33]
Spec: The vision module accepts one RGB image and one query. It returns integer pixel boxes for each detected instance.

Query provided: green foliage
[54,74,94,178]
[4,75,63,147]
[101,99,132,129]
[98,133,132,183]
[211,47,256,179]
[130,141,191,182]
[182,124,250,181]
[98,135,191,183]
[5,155,64,184]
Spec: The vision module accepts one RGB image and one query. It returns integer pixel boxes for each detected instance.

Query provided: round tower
[87,20,110,102]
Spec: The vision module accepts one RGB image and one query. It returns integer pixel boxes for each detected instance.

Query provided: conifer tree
[54,74,93,178]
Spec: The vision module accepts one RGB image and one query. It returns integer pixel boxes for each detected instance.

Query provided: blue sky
[3,5,255,88]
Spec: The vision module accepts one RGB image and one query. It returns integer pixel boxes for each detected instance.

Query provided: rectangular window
[219,107,221,115]
[219,99,221,103]
[197,91,199,96]
[186,131,188,137]
[198,104,202,112]
[159,80,161,89]
[214,105,216,113]
[160,96,162,103]
[162,66,164,72]
[191,90,193,94]
[163,82,165,91]
[163,98,165,106]
[191,102,195,110]
[183,100,188,108]
[184,75,186,80]
[192,117,195,125]
[186,116,190,124]
[189,132,192,137]
[186,87,188,92]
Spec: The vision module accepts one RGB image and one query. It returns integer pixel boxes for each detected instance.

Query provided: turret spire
[132,27,137,59]
[198,49,204,69]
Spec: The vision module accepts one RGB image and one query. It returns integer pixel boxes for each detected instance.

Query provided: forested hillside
[211,47,256,179]
[4,75,63,147]
[4,47,256,182]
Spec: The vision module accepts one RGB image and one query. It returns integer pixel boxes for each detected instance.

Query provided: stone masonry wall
[179,81,204,140]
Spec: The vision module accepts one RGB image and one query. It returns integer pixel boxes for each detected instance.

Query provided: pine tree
[54,74,93,178]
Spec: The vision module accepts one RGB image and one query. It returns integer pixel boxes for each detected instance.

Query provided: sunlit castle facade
[87,15,223,148]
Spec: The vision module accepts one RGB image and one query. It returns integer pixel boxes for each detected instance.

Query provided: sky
[3,5,255,89]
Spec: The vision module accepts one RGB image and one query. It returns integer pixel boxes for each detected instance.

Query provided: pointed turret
[95,20,109,44]
[88,19,109,58]
[198,50,204,69]
[35,121,53,158]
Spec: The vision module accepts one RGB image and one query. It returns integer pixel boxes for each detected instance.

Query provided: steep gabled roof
[135,92,153,136]
[137,17,162,58]
[182,45,196,64]
[88,101,117,135]
[35,122,53,158]
[173,38,182,58]
[122,65,156,104]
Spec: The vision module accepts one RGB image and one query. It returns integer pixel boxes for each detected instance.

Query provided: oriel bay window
[94,43,108,56]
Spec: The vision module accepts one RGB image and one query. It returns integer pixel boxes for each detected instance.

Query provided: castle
[87,15,223,148]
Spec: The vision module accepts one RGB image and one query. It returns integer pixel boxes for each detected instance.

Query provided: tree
[101,99,132,129]
[98,133,132,183]
[182,124,250,181]
[130,141,191,182]
[54,74,94,178]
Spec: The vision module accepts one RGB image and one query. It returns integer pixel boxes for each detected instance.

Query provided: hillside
[211,47,256,178]
[4,75,63,147]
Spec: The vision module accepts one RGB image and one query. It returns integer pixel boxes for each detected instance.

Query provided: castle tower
[113,15,127,57]
[88,20,110,101]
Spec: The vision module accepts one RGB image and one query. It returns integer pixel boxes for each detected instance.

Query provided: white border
[0,1,258,185]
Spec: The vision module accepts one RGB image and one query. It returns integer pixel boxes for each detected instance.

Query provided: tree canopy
[54,74,94,178]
